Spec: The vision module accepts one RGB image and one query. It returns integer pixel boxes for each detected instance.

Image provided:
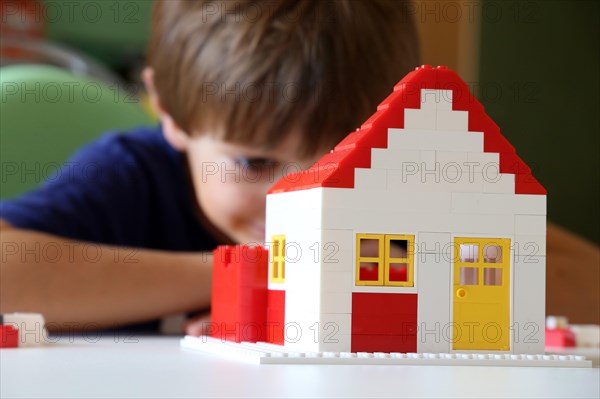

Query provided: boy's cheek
[190,161,227,185]
[201,179,264,214]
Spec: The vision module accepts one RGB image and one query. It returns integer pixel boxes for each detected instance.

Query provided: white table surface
[1,335,599,398]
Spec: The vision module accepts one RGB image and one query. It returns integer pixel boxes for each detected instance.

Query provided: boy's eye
[234,157,279,171]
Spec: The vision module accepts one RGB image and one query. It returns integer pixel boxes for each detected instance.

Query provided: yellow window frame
[355,234,415,287]
[355,234,384,286]
[270,235,285,283]
[384,234,415,287]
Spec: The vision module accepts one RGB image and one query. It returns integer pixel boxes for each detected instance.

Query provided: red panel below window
[267,289,285,345]
[351,292,418,353]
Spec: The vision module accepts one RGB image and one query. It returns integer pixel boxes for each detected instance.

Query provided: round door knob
[457,288,466,298]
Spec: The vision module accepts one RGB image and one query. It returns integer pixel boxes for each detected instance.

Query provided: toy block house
[263,65,547,355]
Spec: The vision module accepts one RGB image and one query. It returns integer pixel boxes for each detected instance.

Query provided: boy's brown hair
[148,0,419,156]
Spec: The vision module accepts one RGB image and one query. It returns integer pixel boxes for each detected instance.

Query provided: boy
[0,0,420,332]
[1,0,598,333]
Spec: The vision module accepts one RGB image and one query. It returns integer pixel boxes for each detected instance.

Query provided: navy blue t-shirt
[1,124,219,251]
[0,125,220,332]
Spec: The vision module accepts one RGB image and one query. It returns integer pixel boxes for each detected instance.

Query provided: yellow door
[452,238,510,351]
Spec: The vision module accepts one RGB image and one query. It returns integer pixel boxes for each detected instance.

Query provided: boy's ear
[141,67,189,152]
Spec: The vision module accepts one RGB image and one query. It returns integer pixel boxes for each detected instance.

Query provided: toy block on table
[545,316,577,348]
[0,313,46,347]
[182,66,584,366]
[210,245,268,343]
[0,325,19,348]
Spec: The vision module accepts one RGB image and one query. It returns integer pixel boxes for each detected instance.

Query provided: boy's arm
[546,222,600,324]
[5,218,596,330]
[0,220,213,331]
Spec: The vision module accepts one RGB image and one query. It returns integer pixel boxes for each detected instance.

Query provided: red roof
[268,65,545,195]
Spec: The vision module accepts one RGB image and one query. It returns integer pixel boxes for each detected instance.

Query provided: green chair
[0,64,153,198]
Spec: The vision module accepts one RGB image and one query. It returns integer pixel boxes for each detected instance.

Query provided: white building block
[370,148,421,169]
[266,188,324,241]
[404,108,436,130]
[514,234,547,257]
[321,270,354,292]
[515,215,547,236]
[436,151,469,171]
[451,193,546,215]
[284,265,320,292]
[419,89,453,111]
[264,210,319,234]
[387,168,485,193]
[420,150,436,169]
[438,90,454,110]
[416,232,453,256]
[417,251,452,354]
[444,173,485,195]
[285,286,321,313]
[418,89,453,112]
[467,151,500,168]
[450,213,515,236]
[419,89,437,110]
[321,188,452,213]
[266,187,323,210]
[284,312,352,353]
[319,208,378,231]
[436,109,469,131]
[319,229,354,272]
[513,255,546,354]
[282,312,321,352]
[267,228,325,292]
[354,168,387,190]
[320,206,515,237]
[387,129,484,152]
[278,229,319,260]
[316,334,352,353]
[483,173,515,194]
[320,292,352,314]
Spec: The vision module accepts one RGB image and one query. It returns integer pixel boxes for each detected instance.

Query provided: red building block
[515,173,547,195]
[211,245,269,343]
[266,289,285,345]
[351,334,417,354]
[545,327,576,348]
[0,325,19,348]
[351,293,417,353]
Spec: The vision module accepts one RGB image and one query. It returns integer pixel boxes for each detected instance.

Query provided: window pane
[280,239,286,257]
[281,263,285,279]
[272,261,279,279]
[460,244,479,263]
[484,268,502,286]
[459,267,478,285]
[389,263,408,282]
[390,239,408,258]
[359,262,379,281]
[360,239,379,257]
[484,245,502,263]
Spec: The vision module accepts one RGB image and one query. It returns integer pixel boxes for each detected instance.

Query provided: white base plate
[181,336,591,367]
